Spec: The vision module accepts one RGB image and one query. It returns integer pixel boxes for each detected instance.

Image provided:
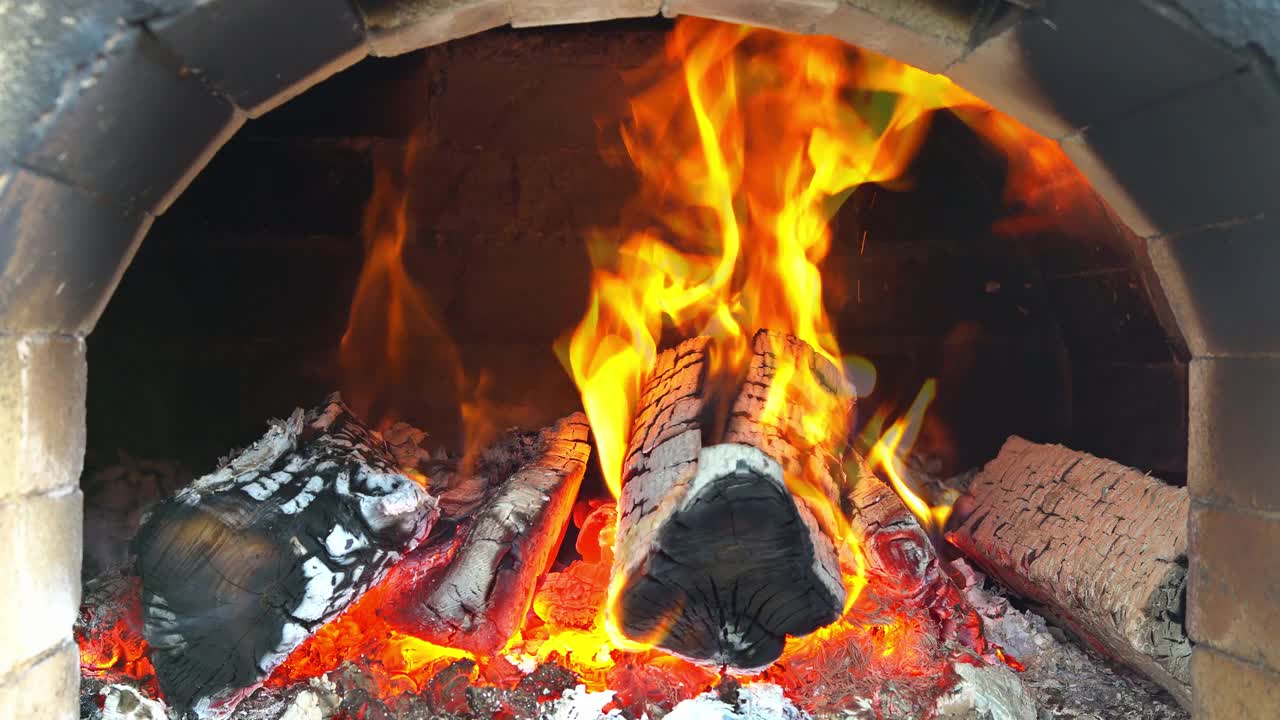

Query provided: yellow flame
[559,18,969,498]
[866,379,952,534]
[557,18,982,653]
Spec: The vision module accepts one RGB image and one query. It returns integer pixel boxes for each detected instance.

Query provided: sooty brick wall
[87,20,1185,483]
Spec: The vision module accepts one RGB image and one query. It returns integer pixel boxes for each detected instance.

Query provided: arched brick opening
[1,1,1276,717]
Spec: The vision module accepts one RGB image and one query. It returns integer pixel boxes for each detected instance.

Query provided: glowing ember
[74,16,1105,715]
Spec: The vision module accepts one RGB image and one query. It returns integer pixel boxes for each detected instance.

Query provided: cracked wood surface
[612,330,852,669]
[387,413,591,654]
[847,454,945,604]
[132,396,437,719]
[947,436,1191,708]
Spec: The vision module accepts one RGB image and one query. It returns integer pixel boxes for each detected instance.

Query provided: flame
[560,17,981,655]
[866,379,953,535]
[340,136,527,473]
[954,106,1105,237]
[559,19,975,499]
[82,18,1087,712]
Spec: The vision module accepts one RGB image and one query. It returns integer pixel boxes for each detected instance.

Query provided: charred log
[388,413,592,654]
[132,396,438,718]
[846,454,987,655]
[383,420,495,521]
[946,436,1191,708]
[612,330,851,669]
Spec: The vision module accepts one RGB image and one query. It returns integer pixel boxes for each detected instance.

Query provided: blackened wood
[947,436,1191,708]
[132,396,438,719]
[613,330,851,670]
[388,413,591,654]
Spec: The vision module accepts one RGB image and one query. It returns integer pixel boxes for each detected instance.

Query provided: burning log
[612,330,851,669]
[946,436,1192,708]
[846,453,986,653]
[387,413,592,654]
[132,396,438,718]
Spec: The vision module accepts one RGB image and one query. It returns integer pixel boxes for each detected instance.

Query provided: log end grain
[615,443,844,670]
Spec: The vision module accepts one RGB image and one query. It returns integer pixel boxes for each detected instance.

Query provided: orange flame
[558,19,977,501]
[560,18,982,653]
[340,136,524,472]
[866,379,953,535]
[82,20,1088,711]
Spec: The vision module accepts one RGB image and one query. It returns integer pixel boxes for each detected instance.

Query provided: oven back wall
[85,20,1185,487]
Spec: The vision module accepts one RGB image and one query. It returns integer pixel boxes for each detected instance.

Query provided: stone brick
[1147,215,1280,357]
[435,62,631,153]
[514,151,638,233]
[355,0,512,57]
[818,0,972,73]
[0,337,86,501]
[457,235,591,342]
[417,151,519,235]
[0,169,151,335]
[20,29,241,216]
[1068,57,1280,237]
[1189,358,1280,512]
[0,492,82,677]
[666,0,837,33]
[1188,504,1280,670]
[983,0,1241,137]
[512,0,661,28]
[0,0,165,165]
[149,0,368,117]
[1059,134,1160,240]
[945,19,1077,140]
[1193,646,1280,720]
[0,641,78,720]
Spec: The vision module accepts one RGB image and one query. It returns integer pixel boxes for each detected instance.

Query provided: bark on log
[132,396,438,718]
[612,330,852,670]
[946,436,1191,708]
[387,413,591,654]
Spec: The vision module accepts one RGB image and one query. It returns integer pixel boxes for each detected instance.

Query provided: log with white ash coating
[132,395,438,719]
[947,436,1192,708]
[385,413,591,654]
[611,329,853,670]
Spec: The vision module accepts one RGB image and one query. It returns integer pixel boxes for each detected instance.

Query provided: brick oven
[0,1,1277,719]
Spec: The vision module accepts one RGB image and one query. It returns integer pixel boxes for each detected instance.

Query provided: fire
[955,106,1104,237]
[79,17,1094,714]
[866,379,954,535]
[560,18,979,651]
[340,136,520,470]
[559,19,973,498]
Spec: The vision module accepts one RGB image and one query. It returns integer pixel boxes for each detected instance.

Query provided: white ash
[952,559,1189,720]
[98,684,168,720]
[667,684,811,720]
[538,686,621,720]
[277,679,340,720]
[935,663,1036,720]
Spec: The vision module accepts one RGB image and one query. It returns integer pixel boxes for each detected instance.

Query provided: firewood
[132,396,438,719]
[946,436,1191,708]
[846,455,986,653]
[612,330,852,669]
[383,420,492,521]
[387,413,592,654]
